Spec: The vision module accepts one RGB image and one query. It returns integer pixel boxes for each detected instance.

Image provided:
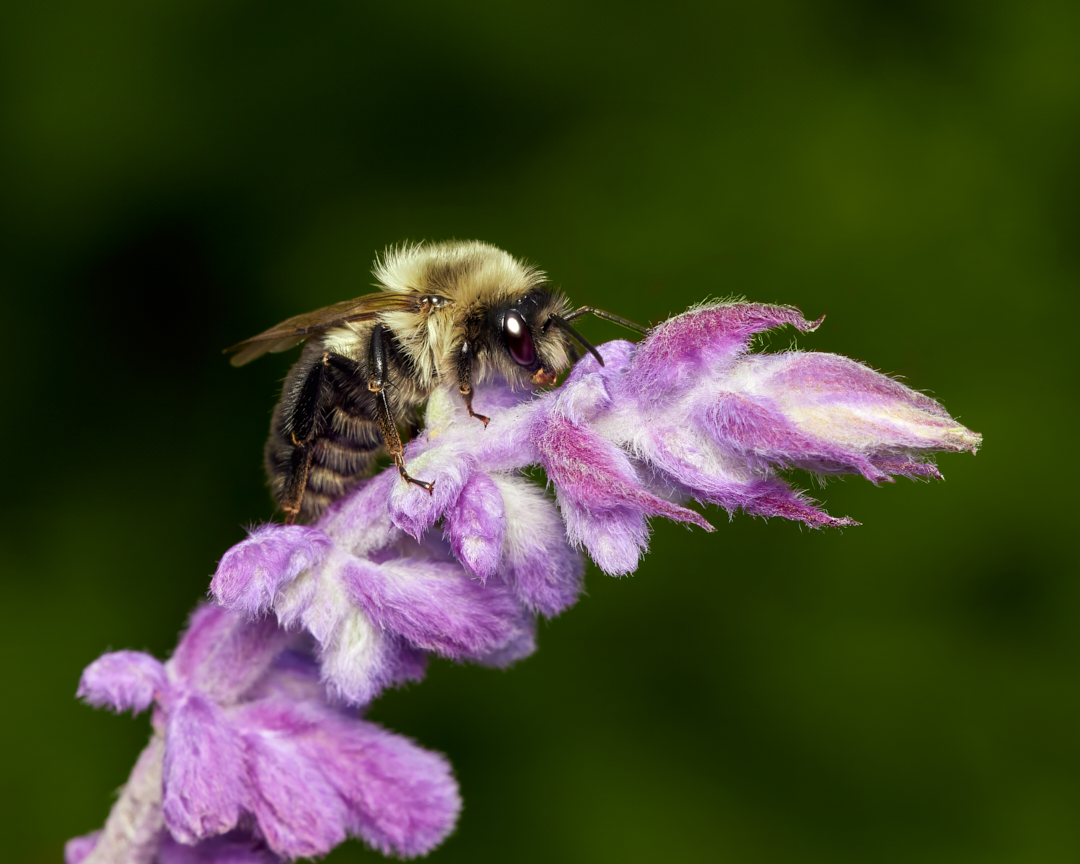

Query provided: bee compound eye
[504,310,536,366]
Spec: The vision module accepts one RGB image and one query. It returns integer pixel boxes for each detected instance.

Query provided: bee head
[486,288,578,387]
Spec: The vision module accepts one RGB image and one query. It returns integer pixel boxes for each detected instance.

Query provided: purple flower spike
[205,301,978,700]
[72,605,461,863]
[212,432,550,702]
[76,298,980,864]
[545,301,981,530]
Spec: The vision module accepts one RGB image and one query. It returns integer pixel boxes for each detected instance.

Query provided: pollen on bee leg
[532,368,557,386]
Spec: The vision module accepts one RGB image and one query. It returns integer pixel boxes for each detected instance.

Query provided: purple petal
[321,470,404,555]
[736,479,859,527]
[77,651,167,714]
[388,445,474,540]
[162,694,247,844]
[158,832,283,864]
[629,417,756,506]
[415,384,543,473]
[537,415,713,575]
[225,698,460,860]
[168,606,293,705]
[467,400,545,469]
[702,390,843,473]
[547,340,633,425]
[242,649,325,704]
[310,716,461,859]
[493,475,584,616]
[212,524,333,616]
[737,352,982,460]
[474,609,538,668]
[317,617,428,706]
[341,554,525,659]
[64,831,100,864]
[236,704,350,858]
[701,388,903,482]
[629,302,822,404]
[871,457,944,480]
[442,471,506,581]
[630,414,859,527]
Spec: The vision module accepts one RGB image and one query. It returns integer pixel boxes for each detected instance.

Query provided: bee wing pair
[224,292,417,367]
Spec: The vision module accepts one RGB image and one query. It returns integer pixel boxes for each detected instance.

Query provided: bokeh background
[3,1,1078,861]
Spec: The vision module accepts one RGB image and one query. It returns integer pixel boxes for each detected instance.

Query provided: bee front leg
[368,324,435,494]
[456,339,489,427]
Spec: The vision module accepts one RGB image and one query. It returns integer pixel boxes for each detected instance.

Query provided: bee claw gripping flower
[72,302,979,863]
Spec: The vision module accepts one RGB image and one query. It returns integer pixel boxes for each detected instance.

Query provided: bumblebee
[226,240,643,524]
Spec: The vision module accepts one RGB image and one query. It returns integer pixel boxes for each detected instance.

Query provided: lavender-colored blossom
[70,604,460,863]
[67,830,283,864]
[73,301,980,864]
[212,301,980,703]
[213,466,581,704]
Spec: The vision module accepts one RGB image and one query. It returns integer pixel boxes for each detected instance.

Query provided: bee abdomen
[329,408,384,441]
[317,435,378,474]
[266,403,385,523]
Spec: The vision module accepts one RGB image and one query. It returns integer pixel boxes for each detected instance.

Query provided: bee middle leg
[456,339,489,426]
[366,324,434,494]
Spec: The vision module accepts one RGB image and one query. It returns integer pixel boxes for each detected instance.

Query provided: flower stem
[82,730,165,864]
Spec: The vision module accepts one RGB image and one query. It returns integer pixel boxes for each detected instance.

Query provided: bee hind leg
[277,352,334,523]
[282,445,315,524]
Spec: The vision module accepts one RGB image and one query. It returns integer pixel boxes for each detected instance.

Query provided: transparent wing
[224,292,418,367]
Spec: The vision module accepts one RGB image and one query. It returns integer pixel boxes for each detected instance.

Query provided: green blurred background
[2,0,1077,861]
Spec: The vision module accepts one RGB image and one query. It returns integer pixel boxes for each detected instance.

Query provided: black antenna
[547,315,606,366]
[562,306,648,334]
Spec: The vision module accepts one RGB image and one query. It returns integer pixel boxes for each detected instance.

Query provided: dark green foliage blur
[2,0,1077,861]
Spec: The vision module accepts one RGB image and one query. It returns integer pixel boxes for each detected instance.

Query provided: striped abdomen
[265,401,383,523]
[263,336,428,524]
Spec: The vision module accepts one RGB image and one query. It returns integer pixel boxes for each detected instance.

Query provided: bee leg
[279,353,332,522]
[282,446,315,524]
[377,391,435,494]
[456,339,489,427]
[368,324,435,494]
